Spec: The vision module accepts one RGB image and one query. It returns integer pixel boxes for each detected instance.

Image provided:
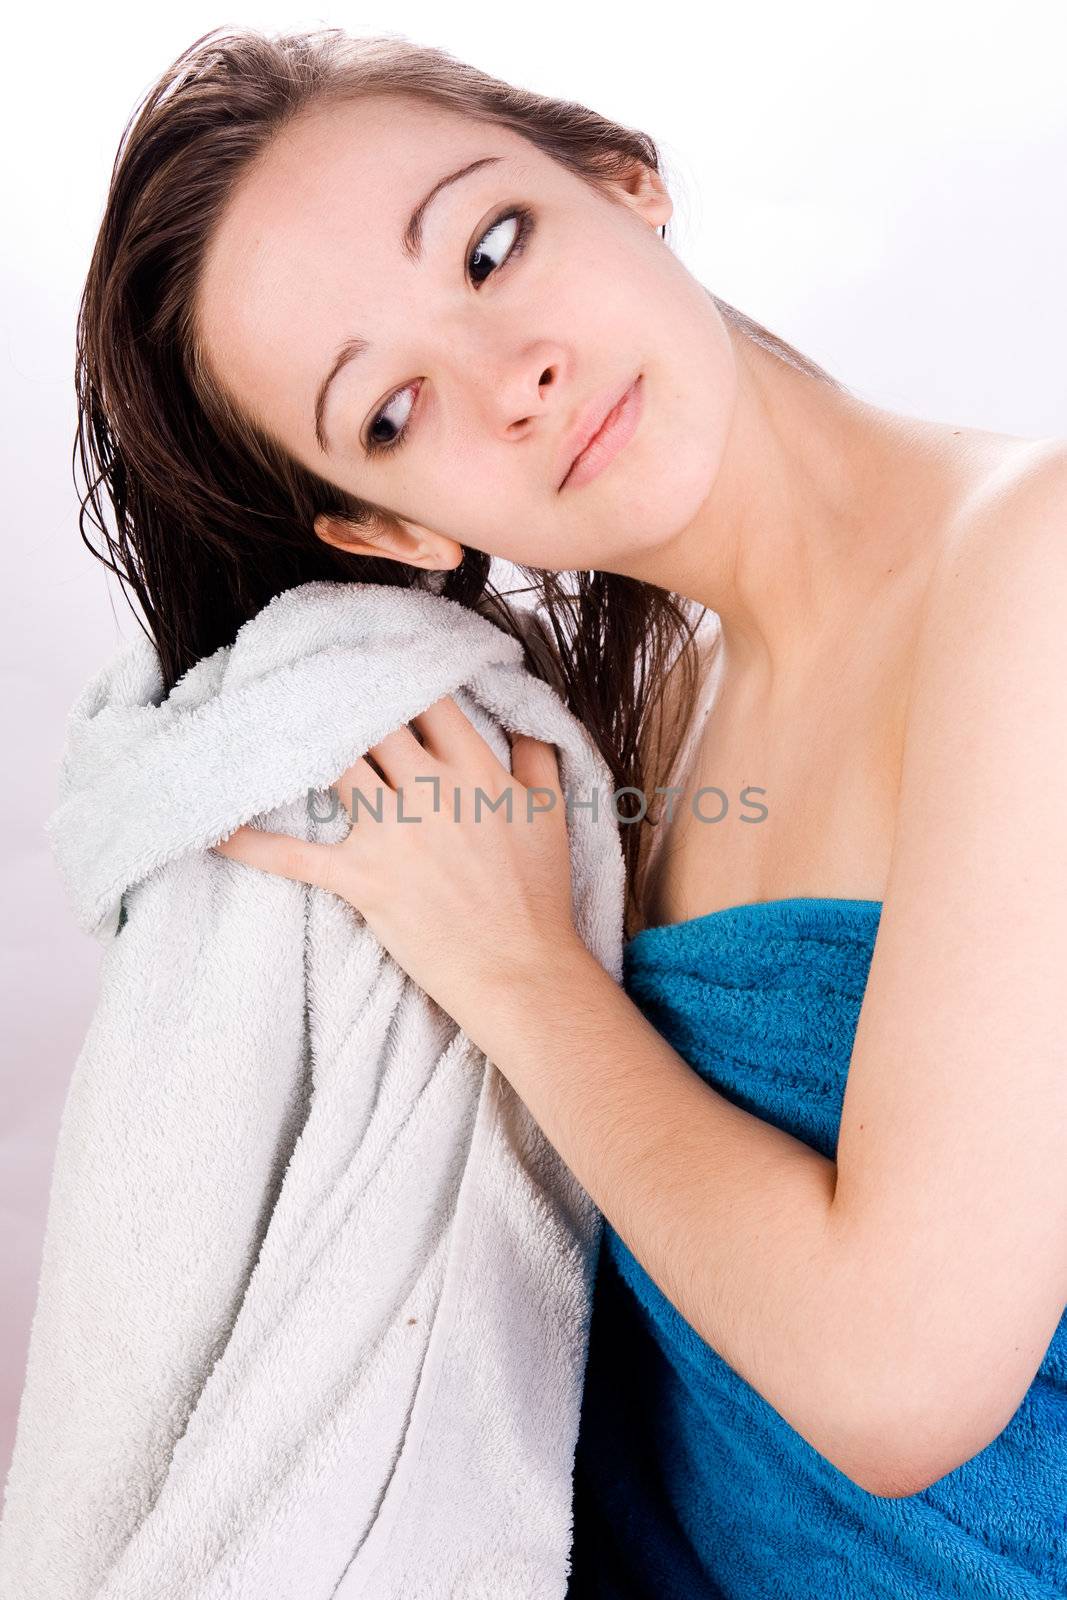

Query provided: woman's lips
[559,374,644,491]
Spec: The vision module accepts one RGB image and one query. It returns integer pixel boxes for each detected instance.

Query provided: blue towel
[566,896,1067,1598]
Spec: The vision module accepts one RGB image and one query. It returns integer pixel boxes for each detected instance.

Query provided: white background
[2,0,1065,1480]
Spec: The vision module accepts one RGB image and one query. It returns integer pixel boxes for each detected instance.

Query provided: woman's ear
[611,162,673,233]
[314,513,464,571]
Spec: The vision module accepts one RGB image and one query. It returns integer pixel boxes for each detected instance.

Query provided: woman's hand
[210,695,581,1029]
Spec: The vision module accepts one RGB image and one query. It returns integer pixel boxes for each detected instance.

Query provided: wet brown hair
[75,23,849,936]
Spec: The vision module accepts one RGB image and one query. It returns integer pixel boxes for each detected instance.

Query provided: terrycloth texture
[0,579,627,1600]
[567,896,1067,1599]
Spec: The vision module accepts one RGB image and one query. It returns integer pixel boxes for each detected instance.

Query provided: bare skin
[635,464,961,934]
[203,92,1067,1498]
[635,401,1060,933]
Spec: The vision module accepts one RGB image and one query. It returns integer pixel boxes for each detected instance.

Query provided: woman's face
[195,93,736,577]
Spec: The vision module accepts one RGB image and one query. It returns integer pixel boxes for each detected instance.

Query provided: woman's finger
[361,725,420,785]
[509,732,563,794]
[211,824,342,894]
[333,753,392,820]
[409,695,496,766]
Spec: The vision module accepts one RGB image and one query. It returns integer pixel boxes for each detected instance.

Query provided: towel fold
[0,578,625,1599]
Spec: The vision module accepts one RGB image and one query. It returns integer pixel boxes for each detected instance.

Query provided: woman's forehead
[233,95,539,228]
[199,100,549,325]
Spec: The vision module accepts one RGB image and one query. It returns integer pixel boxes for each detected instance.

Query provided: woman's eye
[363,205,536,456]
[365,384,419,454]
[467,206,533,287]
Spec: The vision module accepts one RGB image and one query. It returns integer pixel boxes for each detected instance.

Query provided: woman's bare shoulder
[955,433,1066,547]
[915,433,1067,659]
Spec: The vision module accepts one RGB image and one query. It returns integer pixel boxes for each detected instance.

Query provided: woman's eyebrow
[313,154,505,454]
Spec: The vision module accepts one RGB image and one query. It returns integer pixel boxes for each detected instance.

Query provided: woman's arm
[448,467,1067,1502]
[828,465,1067,1486]
[457,945,898,1490]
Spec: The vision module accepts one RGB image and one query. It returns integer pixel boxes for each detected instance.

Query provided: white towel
[0,579,625,1599]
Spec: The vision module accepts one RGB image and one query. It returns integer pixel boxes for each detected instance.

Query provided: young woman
[75,23,1066,1597]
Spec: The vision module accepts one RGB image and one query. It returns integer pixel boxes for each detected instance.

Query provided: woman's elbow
[821,1369,1020,1500]
[834,1449,946,1501]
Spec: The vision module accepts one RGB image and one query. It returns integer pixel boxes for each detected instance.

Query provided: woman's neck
[631,323,1021,707]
